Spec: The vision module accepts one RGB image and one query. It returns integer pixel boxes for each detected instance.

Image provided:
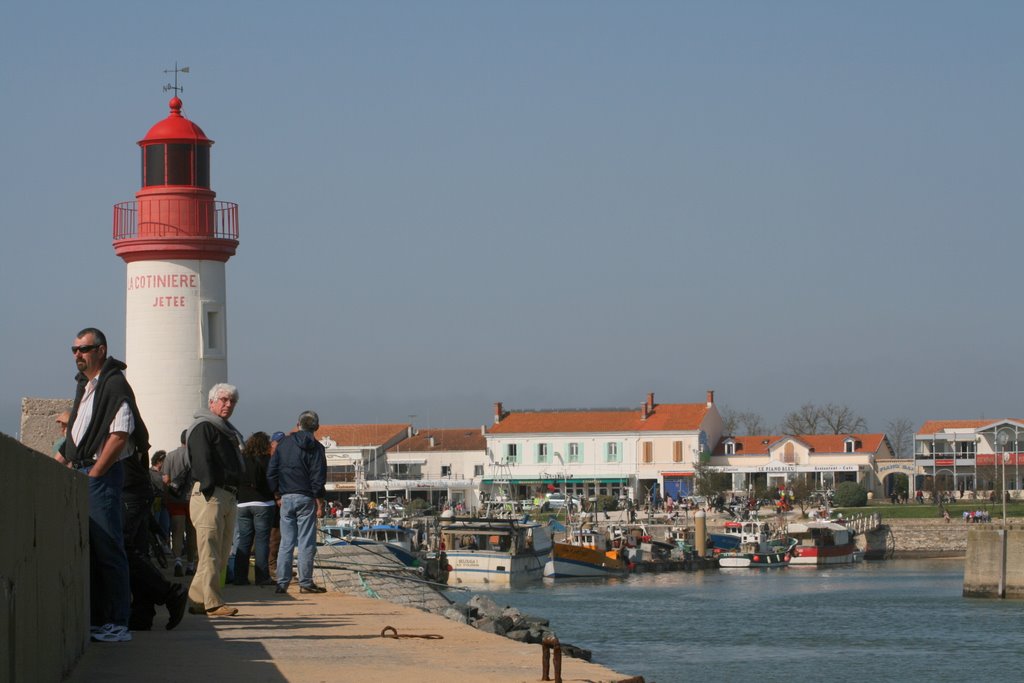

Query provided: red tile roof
[387,428,486,453]
[714,433,888,456]
[488,403,710,435]
[318,424,409,447]
[917,419,1023,435]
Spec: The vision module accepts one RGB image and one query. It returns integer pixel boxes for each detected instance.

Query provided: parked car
[544,492,580,510]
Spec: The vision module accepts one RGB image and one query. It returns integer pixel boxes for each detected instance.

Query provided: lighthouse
[112,94,239,452]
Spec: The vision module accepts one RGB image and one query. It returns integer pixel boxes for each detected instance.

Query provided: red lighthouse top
[139,96,212,145]
[113,97,239,263]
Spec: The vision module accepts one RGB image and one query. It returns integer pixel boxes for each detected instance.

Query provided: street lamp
[998,430,1011,527]
[997,429,1010,599]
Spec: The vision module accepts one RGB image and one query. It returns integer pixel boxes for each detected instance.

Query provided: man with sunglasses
[59,327,150,643]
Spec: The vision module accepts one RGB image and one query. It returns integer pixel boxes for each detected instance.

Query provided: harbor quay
[66,588,636,683]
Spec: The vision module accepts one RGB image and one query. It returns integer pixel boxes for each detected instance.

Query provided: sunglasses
[71,344,101,354]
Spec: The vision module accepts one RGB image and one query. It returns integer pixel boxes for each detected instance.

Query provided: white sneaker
[91,624,132,642]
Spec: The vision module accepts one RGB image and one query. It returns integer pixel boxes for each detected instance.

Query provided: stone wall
[19,397,73,456]
[0,433,89,682]
[886,518,969,556]
[963,524,1024,599]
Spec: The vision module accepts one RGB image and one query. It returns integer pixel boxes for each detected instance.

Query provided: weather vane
[162,62,190,95]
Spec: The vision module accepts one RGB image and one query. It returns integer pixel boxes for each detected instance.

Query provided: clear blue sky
[2,2,1021,448]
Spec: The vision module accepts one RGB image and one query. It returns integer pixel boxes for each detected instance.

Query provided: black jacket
[61,356,149,468]
[237,453,275,504]
[186,411,244,498]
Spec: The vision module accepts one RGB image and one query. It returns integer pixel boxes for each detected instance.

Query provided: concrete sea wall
[0,433,89,683]
[962,524,1024,599]
[885,518,969,557]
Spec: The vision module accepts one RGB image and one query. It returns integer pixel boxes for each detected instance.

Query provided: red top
[138,97,212,145]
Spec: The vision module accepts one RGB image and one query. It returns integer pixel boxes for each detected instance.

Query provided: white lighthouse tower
[112,90,239,452]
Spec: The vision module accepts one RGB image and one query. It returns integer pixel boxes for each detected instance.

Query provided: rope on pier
[380,625,443,640]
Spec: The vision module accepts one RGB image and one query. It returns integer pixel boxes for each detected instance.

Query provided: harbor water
[474,559,1024,683]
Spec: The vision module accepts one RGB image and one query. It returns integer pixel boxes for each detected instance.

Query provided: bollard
[541,634,562,683]
[695,510,707,558]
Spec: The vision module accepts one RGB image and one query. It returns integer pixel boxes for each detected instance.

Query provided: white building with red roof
[485,391,724,504]
[914,419,1024,496]
[711,433,894,496]
[384,428,488,509]
[317,423,410,497]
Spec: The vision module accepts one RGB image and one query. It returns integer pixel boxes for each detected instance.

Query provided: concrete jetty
[65,586,635,682]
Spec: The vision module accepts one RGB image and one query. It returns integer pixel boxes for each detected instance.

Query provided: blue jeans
[276,494,317,587]
[234,505,274,584]
[85,460,131,627]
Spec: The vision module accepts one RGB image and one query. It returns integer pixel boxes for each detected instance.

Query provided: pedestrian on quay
[164,429,198,577]
[233,431,277,586]
[186,383,245,618]
[57,327,148,643]
[122,446,188,631]
[267,430,286,577]
[269,411,328,595]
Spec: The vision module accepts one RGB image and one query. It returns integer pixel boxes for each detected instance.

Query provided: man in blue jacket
[268,410,328,593]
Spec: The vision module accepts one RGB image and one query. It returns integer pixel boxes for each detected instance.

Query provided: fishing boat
[439,516,553,586]
[544,526,629,578]
[787,520,863,566]
[715,519,793,569]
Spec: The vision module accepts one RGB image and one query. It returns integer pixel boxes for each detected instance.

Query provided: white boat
[715,519,793,569]
[787,520,863,566]
[544,527,629,579]
[439,517,552,586]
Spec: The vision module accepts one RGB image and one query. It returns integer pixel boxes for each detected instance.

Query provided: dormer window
[724,439,736,455]
[844,437,857,453]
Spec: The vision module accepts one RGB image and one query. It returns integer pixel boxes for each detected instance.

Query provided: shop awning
[481,477,628,485]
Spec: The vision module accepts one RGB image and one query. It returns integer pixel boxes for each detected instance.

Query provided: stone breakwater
[884,518,970,557]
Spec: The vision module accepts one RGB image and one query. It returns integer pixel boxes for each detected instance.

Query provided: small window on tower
[201,301,226,359]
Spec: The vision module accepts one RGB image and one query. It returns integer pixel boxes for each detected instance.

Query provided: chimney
[494,402,503,424]
[481,424,486,435]
[428,435,436,448]
[706,390,715,407]
[641,403,649,420]
[407,425,414,438]
[646,392,655,411]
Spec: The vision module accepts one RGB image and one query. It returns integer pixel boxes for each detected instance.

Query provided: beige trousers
[187,483,237,610]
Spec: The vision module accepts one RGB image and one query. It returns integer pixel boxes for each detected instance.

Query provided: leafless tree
[781,403,823,435]
[885,417,915,459]
[782,402,866,435]
[719,404,773,436]
[820,403,868,434]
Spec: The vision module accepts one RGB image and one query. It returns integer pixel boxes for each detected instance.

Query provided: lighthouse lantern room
[113,94,239,453]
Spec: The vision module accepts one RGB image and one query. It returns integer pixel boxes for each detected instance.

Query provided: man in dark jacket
[59,327,149,643]
[268,411,327,594]
[185,383,245,617]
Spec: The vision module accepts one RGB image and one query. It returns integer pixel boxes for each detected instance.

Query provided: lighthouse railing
[113,199,239,242]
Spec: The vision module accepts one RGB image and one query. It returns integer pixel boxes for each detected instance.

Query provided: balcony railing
[113,199,239,242]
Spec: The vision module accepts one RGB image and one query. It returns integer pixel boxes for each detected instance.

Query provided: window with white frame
[724,440,735,455]
[567,442,582,463]
[536,442,549,464]
[844,438,856,454]
[956,440,976,458]
[506,443,519,464]
[605,442,621,463]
